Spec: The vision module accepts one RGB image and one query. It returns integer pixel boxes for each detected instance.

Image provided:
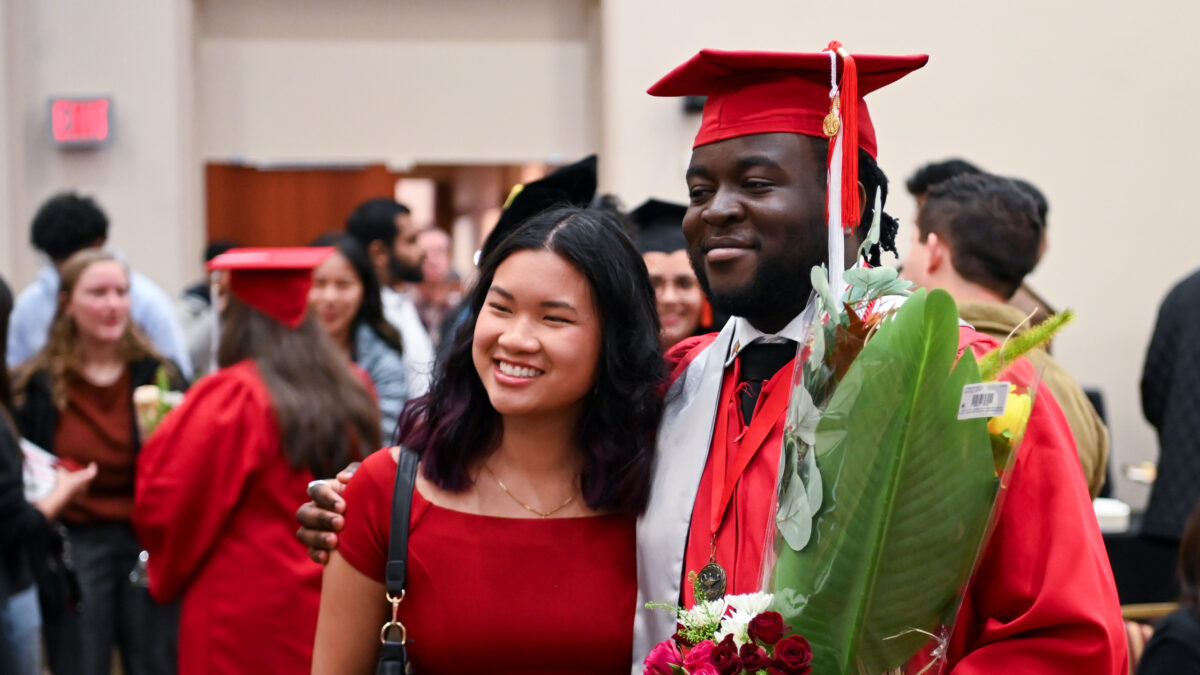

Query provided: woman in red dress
[133,248,380,674]
[312,206,664,674]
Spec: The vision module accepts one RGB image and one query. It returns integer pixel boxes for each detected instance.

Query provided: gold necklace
[483,464,576,518]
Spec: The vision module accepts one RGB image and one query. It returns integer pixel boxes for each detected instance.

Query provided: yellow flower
[987,384,1032,446]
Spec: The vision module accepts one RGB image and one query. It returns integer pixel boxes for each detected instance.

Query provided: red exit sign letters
[51,97,111,146]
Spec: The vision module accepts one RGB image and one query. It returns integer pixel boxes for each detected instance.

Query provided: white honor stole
[630,320,737,671]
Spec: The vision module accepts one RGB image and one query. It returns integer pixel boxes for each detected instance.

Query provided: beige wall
[3,0,1195,506]
[197,0,598,166]
[1,0,201,299]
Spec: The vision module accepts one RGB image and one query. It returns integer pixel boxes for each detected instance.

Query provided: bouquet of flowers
[644,591,813,675]
[133,365,184,438]
[769,262,1065,674]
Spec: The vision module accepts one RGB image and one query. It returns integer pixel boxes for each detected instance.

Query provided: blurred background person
[905,159,1057,330]
[0,273,98,675]
[176,239,239,379]
[12,249,185,675]
[629,198,716,350]
[344,198,436,398]
[9,192,193,379]
[413,227,461,348]
[1137,499,1200,673]
[134,247,380,675]
[310,234,410,442]
[900,173,1109,497]
[1141,266,1200,544]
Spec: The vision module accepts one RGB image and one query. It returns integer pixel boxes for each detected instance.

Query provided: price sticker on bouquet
[958,382,1009,420]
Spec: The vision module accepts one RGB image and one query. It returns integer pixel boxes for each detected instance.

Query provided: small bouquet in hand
[133,366,184,437]
[644,589,813,675]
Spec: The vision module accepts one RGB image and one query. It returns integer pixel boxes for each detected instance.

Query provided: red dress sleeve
[942,329,1127,673]
[339,448,433,582]
[132,361,279,603]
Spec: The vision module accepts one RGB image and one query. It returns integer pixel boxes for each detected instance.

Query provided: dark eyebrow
[540,300,577,312]
[489,285,576,312]
[685,164,709,181]
[735,155,784,173]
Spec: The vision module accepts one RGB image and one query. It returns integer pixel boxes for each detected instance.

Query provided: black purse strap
[386,446,420,596]
[377,446,419,675]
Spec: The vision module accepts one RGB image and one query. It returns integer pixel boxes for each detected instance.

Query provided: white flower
[725,592,774,617]
[714,609,753,647]
[679,597,726,631]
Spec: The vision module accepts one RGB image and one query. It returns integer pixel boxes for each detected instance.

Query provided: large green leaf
[772,289,998,674]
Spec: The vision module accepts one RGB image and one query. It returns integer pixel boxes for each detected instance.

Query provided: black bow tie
[736,340,797,424]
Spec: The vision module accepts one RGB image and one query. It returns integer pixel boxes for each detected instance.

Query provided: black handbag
[377,446,419,675]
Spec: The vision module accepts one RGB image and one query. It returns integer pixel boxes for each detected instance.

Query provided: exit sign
[50,97,112,147]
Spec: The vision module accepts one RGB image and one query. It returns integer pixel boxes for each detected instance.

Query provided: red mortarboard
[648,46,927,157]
[208,247,333,328]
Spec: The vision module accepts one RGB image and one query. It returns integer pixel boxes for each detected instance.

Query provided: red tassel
[831,42,860,234]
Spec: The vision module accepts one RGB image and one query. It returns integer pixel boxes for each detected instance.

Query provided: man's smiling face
[682,132,829,332]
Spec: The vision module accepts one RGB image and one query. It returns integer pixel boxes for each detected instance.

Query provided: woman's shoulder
[184,360,272,410]
[355,323,404,365]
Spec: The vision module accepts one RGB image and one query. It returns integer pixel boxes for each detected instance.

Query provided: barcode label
[958,382,1009,420]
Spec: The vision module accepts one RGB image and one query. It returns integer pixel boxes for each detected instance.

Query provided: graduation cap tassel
[825,47,846,303]
[829,41,860,234]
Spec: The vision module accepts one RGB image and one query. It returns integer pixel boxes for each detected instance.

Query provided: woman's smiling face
[472,249,602,421]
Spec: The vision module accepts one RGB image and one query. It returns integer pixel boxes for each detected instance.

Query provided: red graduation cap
[648,43,927,235]
[207,247,333,328]
[649,42,927,299]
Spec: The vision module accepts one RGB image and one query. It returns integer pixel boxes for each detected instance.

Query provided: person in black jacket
[12,249,184,675]
[0,274,96,675]
[1142,267,1200,542]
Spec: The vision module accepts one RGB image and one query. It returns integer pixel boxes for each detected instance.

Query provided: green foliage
[772,289,999,674]
[977,310,1074,381]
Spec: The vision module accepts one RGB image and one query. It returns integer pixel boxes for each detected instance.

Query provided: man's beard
[389,255,424,283]
[690,252,812,323]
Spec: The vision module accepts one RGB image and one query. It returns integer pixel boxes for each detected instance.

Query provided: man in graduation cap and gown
[634,43,1126,673]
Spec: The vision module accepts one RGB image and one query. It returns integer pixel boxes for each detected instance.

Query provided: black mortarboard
[630,199,687,254]
[478,154,598,264]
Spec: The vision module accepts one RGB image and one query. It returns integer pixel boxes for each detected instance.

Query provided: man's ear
[366,239,389,267]
[925,232,947,273]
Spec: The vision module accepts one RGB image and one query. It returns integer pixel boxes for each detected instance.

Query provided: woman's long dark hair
[311,233,404,357]
[218,298,380,476]
[396,206,664,514]
[0,276,15,427]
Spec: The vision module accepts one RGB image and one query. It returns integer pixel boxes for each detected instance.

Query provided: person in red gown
[133,247,380,675]
[311,206,664,674]
[634,45,1126,672]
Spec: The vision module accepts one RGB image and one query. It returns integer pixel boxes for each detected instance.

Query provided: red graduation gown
[133,360,324,675]
[671,327,1126,673]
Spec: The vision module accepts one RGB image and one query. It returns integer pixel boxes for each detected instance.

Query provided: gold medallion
[823,97,841,137]
[823,112,840,137]
[697,561,727,602]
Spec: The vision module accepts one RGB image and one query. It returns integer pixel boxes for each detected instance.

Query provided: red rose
[739,643,771,670]
[772,634,813,674]
[748,611,787,645]
[710,635,741,675]
[642,639,682,675]
[684,640,716,668]
[689,666,720,675]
